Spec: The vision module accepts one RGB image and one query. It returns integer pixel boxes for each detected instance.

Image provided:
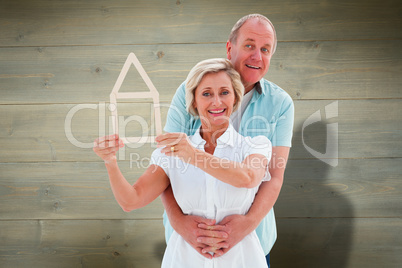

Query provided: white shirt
[151,124,272,268]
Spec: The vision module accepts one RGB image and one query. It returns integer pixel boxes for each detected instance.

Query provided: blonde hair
[185,58,244,116]
[228,14,277,55]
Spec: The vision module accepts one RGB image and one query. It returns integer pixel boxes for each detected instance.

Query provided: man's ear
[226,41,232,60]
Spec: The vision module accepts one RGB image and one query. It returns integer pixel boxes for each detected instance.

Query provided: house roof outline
[109,52,162,144]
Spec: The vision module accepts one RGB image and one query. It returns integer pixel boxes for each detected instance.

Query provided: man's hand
[174,214,229,259]
[198,214,254,256]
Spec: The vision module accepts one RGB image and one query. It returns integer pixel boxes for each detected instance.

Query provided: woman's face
[193,71,236,129]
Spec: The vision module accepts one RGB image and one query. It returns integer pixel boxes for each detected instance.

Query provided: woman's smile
[193,71,236,129]
[208,108,226,116]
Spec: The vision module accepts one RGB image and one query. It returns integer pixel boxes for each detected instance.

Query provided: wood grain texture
[271,218,402,268]
[0,99,400,162]
[0,218,400,268]
[0,0,401,47]
[0,102,168,162]
[0,0,401,267]
[277,158,402,218]
[0,40,401,104]
[0,219,165,268]
[0,158,400,220]
[291,99,402,159]
[0,162,162,220]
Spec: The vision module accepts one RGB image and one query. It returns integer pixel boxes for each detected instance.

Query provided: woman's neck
[200,123,229,154]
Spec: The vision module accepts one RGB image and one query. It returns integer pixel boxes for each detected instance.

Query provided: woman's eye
[202,92,210,97]
[222,91,230,95]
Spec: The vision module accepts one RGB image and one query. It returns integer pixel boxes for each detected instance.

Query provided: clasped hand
[175,214,251,259]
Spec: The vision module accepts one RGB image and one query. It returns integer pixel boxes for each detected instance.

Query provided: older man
[160,14,294,267]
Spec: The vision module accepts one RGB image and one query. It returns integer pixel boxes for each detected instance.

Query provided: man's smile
[246,64,261,69]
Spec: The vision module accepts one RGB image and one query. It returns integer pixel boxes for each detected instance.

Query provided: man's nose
[251,49,262,61]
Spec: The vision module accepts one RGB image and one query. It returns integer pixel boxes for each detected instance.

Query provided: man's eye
[245,44,252,49]
[262,48,269,53]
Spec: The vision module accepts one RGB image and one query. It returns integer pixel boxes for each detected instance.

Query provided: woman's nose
[213,95,222,105]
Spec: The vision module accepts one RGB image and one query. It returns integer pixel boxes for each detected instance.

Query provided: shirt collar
[255,81,263,94]
[216,124,236,147]
[249,80,266,104]
[190,128,206,148]
[190,124,237,148]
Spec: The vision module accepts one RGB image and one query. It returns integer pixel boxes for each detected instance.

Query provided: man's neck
[244,84,254,94]
[244,81,261,94]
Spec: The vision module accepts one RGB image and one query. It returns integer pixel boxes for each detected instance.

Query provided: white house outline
[110,52,162,144]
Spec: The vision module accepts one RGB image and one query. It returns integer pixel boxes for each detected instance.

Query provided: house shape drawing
[109,52,162,144]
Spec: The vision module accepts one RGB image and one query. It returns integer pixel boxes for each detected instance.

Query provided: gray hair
[185,58,244,116]
[228,14,277,55]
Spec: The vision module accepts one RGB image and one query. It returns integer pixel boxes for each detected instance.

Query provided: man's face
[226,19,275,92]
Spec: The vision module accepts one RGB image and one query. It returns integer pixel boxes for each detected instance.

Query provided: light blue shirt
[163,78,294,255]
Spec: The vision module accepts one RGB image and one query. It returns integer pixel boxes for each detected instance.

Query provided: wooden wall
[1,0,401,267]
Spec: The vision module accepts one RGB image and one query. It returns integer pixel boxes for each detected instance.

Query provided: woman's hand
[93,134,124,164]
[173,214,229,259]
[198,214,253,256]
[155,133,198,163]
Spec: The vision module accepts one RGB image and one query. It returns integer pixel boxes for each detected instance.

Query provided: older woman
[93,58,271,268]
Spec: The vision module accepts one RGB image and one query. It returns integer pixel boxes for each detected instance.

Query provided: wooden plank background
[0,0,401,267]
